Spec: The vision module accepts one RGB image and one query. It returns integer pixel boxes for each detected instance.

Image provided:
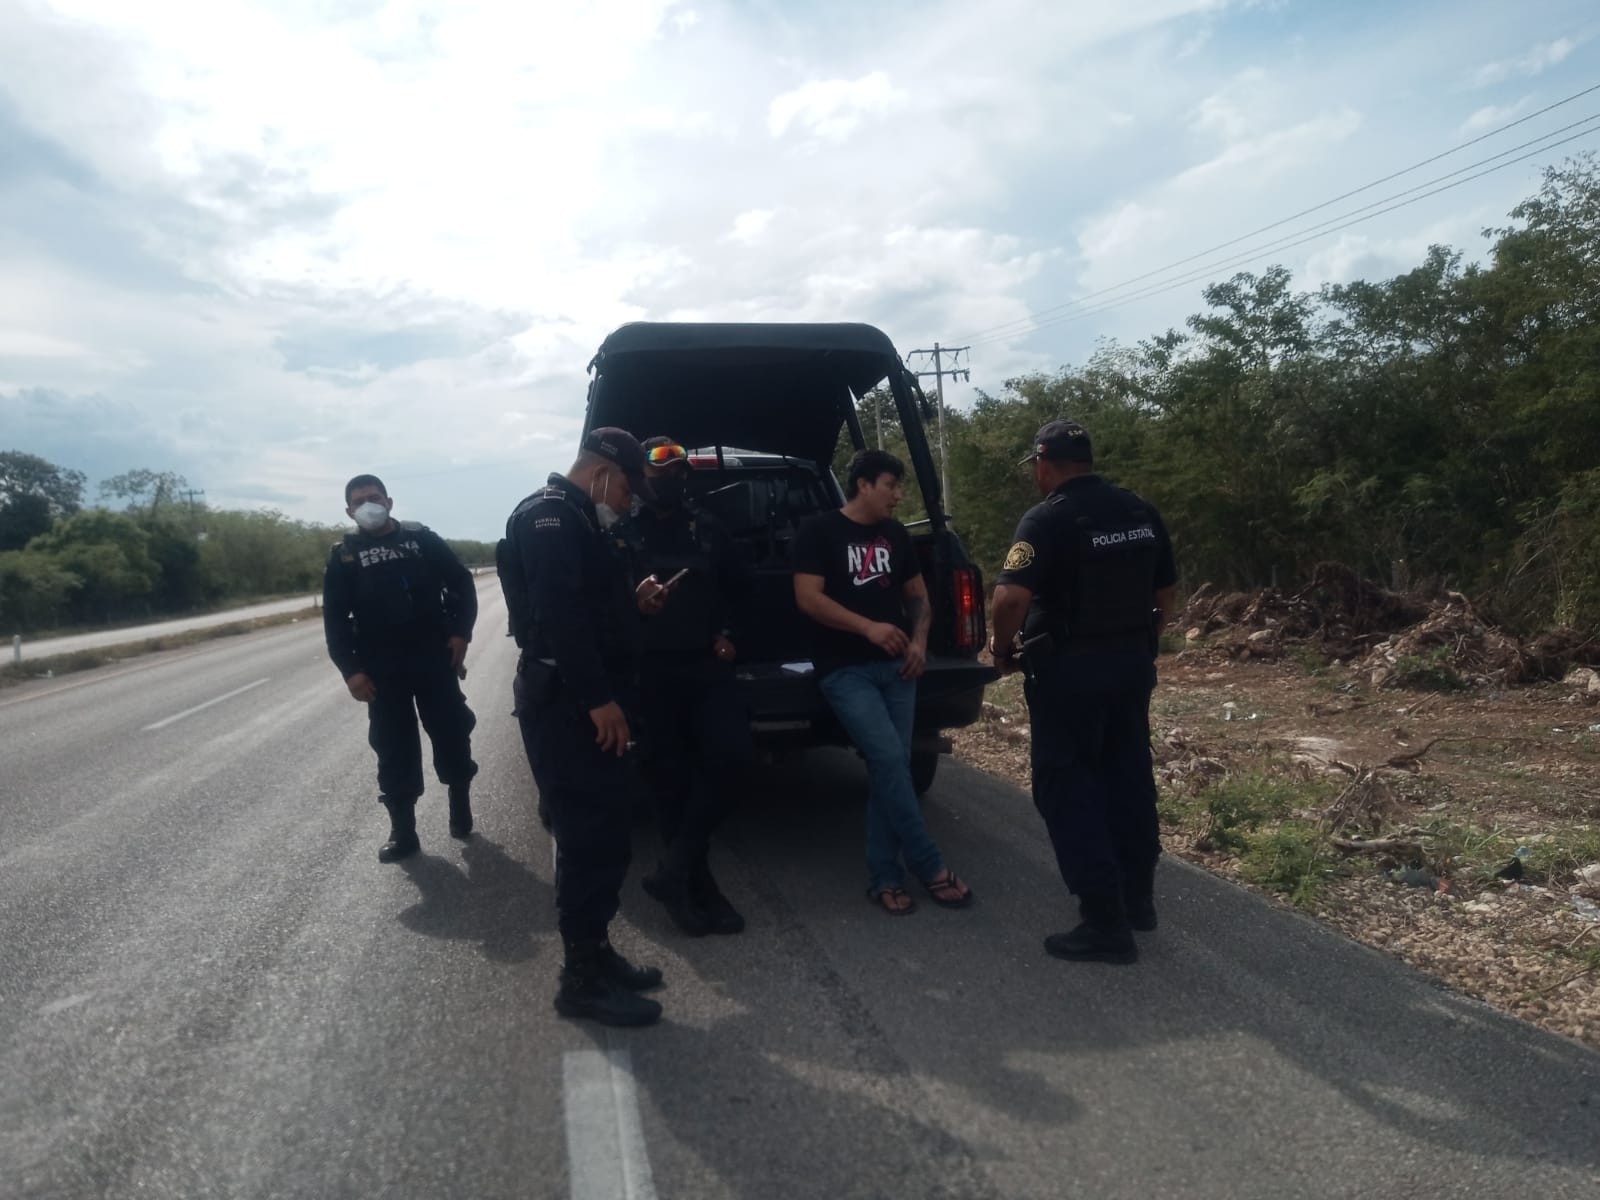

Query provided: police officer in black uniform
[323,473,479,862]
[988,422,1177,964]
[500,428,669,1027]
[632,437,754,937]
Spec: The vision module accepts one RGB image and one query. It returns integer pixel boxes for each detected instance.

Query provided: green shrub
[1203,769,1311,852]
[1391,648,1467,692]
[1241,822,1341,907]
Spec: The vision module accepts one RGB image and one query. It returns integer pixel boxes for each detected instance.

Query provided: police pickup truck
[582,321,994,795]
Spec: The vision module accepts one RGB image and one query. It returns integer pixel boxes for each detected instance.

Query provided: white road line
[39,992,94,1016]
[143,678,270,731]
[0,646,216,711]
[563,1044,658,1200]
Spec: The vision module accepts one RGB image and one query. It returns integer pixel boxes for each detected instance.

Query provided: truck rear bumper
[735,655,995,747]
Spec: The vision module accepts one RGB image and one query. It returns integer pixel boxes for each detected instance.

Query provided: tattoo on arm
[905,594,930,639]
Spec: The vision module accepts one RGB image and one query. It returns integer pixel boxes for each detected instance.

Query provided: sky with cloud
[2,0,1596,538]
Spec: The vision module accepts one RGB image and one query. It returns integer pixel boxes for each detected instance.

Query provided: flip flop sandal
[867,886,917,916]
[921,871,975,909]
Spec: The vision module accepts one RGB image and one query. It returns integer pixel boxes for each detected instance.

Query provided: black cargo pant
[1024,648,1161,899]
[513,662,634,942]
[365,644,477,801]
[638,657,753,869]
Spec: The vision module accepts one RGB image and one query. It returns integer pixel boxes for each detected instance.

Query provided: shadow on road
[397,836,555,963]
[632,748,1600,1198]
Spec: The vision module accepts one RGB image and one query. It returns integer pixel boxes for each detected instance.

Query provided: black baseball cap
[583,426,655,501]
[1018,419,1093,465]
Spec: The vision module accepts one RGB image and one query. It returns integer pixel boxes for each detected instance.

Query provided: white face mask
[352,501,390,532]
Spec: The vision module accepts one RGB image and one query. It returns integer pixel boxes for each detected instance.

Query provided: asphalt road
[2,582,1597,1199]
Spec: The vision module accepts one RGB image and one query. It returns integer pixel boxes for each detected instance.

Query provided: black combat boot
[642,856,710,937]
[447,782,474,839]
[378,796,421,863]
[1124,859,1158,932]
[689,859,745,935]
[596,939,664,991]
[1044,891,1138,964]
[554,939,663,1026]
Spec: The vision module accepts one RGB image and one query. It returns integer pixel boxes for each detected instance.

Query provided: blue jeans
[820,660,946,893]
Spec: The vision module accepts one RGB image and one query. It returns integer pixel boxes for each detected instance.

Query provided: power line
[969,120,1600,347]
[958,79,1600,345]
[973,122,1600,346]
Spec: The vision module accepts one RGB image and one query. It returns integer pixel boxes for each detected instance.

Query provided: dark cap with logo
[1018,420,1093,465]
[583,426,655,501]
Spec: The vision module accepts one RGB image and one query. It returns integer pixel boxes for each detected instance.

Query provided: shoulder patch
[1004,541,1036,571]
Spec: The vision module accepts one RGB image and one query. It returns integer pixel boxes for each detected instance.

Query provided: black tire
[910,748,939,797]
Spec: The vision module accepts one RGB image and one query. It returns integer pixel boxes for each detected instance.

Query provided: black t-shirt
[996,474,1177,645]
[792,511,921,674]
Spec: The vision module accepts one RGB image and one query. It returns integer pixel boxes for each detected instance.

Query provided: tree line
[847,156,1600,635]
[0,459,495,633]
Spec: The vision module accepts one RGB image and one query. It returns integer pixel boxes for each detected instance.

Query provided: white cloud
[1190,68,1268,141]
[1460,98,1531,135]
[727,209,776,244]
[1175,108,1363,187]
[1078,203,1167,261]
[767,72,907,142]
[1473,36,1576,86]
[0,330,100,360]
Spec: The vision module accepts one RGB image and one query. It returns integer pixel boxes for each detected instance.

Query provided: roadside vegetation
[0,461,493,636]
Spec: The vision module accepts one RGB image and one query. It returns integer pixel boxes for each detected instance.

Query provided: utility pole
[905,343,969,516]
[179,487,206,531]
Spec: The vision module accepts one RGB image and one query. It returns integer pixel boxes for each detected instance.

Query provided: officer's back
[498,428,666,1028]
[1015,471,1172,682]
[989,419,1177,965]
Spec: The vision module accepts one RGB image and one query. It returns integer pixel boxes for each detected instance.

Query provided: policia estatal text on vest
[322,473,479,862]
[989,421,1178,965]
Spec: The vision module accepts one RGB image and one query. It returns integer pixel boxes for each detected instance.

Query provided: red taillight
[952,566,983,651]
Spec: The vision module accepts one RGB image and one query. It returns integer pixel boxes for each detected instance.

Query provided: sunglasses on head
[646,444,688,465]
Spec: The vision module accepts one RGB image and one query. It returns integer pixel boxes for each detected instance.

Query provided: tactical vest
[336,521,445,637]
[496,486,609,648]
[1049,490,1161,644]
